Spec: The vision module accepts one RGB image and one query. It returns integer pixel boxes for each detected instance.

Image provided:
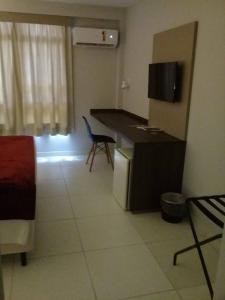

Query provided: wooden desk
[91,109,186,211]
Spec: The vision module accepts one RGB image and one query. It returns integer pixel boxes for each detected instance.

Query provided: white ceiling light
[42,0,139,8]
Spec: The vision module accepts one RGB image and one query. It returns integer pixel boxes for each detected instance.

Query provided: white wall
[122,0,225,196]
[0,0,125,155]
[122,0,225,296]
[35,43,120,156]
[0,0,124,20]
[73,46,117,154]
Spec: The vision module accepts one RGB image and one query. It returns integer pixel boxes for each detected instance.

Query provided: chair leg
[86,143,94,165]
[104,142,110,163]
[89,143,97,172]
[106,143,114,169]
[20,252,27,266]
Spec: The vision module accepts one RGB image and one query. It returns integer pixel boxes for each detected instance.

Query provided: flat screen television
[148,62,179,102]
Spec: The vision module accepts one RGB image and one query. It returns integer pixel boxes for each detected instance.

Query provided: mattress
[0,136,36,220]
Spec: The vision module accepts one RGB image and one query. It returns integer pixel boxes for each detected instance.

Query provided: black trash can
[160,192,186,223]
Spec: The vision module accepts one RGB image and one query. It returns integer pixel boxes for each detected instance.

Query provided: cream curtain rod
[0,11,74,26]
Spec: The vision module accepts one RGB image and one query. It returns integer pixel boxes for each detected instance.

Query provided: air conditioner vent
[73,27,119,48]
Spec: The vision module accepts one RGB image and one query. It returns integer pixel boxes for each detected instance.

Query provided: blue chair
[82,116,115,172]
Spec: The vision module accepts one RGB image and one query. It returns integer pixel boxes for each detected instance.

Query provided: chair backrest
[82,116,94,141]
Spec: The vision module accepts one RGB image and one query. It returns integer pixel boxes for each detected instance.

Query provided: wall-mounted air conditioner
[72,27,119,48]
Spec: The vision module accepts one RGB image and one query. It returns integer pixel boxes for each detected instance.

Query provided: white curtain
[0,22,69,135]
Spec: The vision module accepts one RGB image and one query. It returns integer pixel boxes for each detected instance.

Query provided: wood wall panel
[149,22,198,140]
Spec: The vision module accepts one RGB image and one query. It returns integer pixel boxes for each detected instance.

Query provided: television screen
[148,62,179,102]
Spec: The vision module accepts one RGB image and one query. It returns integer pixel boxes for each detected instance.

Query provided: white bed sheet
[0,220,35,254]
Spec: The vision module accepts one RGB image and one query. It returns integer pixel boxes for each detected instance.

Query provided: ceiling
[42,0,139,8]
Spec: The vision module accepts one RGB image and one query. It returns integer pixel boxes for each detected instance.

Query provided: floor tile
[1,255,14,300]
[6,155,220,300]
[61,162,89,180]
[36,195,74,221]
[36,179,67,198]
[86,244,172,300]
[11,253,95,300]
[37,162,63,182]
[83,153,114,173]
[147,238,195,259]
[77,214,143,250]
[70,192,123,218]
[126,290,181,299]
[128,212,192,243]
[178,285,211,300]
[61,155,111,179]
[31,220,82,257]
[147,239,219,289]
[66,176,110,195]
[95,168,113,188]
[209,236,222,253]
[62,155,113,194]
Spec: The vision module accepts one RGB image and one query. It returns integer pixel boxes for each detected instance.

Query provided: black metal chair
[173,194,225,299]
[82,116,115,172]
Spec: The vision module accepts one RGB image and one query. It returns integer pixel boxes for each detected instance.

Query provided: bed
[0,136,36,265]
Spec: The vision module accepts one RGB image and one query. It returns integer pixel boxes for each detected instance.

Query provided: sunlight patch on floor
[37,155,83,163]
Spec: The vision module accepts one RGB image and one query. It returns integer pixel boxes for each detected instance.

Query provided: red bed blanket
[0,136,36,220]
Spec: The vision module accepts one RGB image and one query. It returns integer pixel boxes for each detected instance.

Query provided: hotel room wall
[0,0,125,155]
[0,0,124,20]
[122,1,225,295]
[72,46,117,154]
[122,0,225,196]
[35,43,123,155]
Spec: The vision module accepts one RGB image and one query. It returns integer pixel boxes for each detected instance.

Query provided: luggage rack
[173,194,225,299]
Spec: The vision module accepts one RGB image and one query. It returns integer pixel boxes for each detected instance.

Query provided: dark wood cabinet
[130,141,185,211]
[90,109,186,211]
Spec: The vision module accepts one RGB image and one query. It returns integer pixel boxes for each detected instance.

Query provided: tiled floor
[1,154,219,300]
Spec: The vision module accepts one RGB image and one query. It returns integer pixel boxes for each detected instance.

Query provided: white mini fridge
[113,148,133,210]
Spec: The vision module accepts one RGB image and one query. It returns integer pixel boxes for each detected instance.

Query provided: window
[0,22,69,135]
